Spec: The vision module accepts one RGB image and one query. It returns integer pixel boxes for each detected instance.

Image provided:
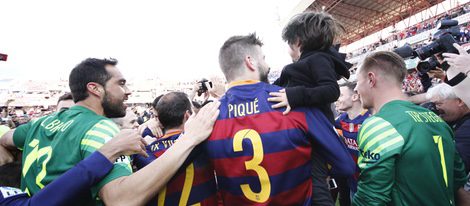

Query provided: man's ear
[183,110,192,123]
[244,56,256,72]
[86,82,104,98]
[351,93,360,102]
[368,72,377,88]
[457,98,467,108]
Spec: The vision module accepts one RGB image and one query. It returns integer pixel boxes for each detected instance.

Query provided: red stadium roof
[306,0,445,45]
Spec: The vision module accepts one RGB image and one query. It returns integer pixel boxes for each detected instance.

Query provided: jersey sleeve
[303,108,355,176]
[26,152,114,206]
[79,119,132,196]
[352,116,405,206]
[453,148,467,191]
[12,122,32,150]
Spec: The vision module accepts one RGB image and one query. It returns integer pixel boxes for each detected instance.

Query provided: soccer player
[352,51,467,206]
[0,129,147,206]
[207,33,355,205]
[0,58,220,205]
[134,92,217,205]
[56,92,74,111]
[112,108,139,130]
[332,81,371,205]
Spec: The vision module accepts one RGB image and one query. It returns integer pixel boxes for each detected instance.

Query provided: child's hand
[268,89,292,115]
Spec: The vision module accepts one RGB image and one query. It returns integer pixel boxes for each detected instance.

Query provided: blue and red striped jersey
[334,110,371,162]
[138,131,217,206]
[334,110,371,193]
[205,80,355,206]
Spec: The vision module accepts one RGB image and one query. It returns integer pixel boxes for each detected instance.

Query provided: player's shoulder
[262,82,283,93]
[85,118,120,137]
[336,112,349,121]
[359,116,397,141]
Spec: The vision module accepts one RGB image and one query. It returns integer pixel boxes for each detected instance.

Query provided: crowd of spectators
[347,3,470,60]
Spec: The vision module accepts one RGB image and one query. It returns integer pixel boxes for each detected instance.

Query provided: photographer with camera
[190,78,225,105]
[427,83,470,172]
[443,43,470,107]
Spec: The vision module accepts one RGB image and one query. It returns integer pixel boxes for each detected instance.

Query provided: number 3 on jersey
[233,129,271,203]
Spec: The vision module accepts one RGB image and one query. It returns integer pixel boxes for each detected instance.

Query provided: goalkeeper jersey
[352,100,467,206]
[206,80,355,206]
[13,106,132,206]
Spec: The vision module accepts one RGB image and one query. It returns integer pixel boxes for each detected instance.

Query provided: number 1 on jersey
[433,135,448,187]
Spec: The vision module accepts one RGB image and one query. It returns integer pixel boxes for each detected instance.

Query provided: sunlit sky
[0,0,300,81]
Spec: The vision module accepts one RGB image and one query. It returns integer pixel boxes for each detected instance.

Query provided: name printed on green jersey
[405,111,443,123]
[40,116,74,133]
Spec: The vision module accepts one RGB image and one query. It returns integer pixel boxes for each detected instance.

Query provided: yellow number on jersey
[22,139,52,189]
[433,135,448,187]
[233,129,271,203]
[157,163,201,206]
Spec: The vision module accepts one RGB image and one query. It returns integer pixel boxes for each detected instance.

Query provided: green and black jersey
[352,100,467,206]
[13,106,132,205]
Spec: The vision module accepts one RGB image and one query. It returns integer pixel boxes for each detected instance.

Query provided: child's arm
[285,57,339,108]
[269,56,340,114]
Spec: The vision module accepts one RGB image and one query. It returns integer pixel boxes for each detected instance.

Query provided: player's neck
[228,74,259,88]
[373,88,407,113]
[346,103,364,120]
[165,127,183,135]
[75,100,104,116]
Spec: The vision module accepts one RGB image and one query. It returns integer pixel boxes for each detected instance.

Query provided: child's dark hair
[282,11,344,52]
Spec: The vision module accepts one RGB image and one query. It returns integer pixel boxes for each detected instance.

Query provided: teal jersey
[13,106,132,206]
[352,100,467,206]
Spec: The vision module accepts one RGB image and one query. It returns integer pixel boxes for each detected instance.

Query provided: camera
[416,55,450,73]
[197,78,213,96]
[393,20,460,72]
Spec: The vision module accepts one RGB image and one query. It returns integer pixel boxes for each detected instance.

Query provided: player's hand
[99,129,148,162]
[143,135,157,145]
[427,67,446,80]
[207,81,225,100]
[183,101,220,145]
[138,118,163,138]
[443,43,470,74]
[268,89,292,115]
[0,146,14,166]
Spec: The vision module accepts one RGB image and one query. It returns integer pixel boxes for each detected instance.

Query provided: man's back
[206,81,354,205]
[354,100,467,206]
[13,106,132,205]
[135,132,217,206]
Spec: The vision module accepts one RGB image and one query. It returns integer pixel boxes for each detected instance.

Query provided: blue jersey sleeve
[302,108,356,176]
[141,127,156,138]
[0,152,114,206]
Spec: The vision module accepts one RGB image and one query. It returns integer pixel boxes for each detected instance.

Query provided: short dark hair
[156,92,192,129]
[57,92,73,104]
[219,33,263,82]
[282,11,343,52]
[152,94,164,110]
[340,82,357,93]
[69,58,117,103]
[360,51,407,85]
